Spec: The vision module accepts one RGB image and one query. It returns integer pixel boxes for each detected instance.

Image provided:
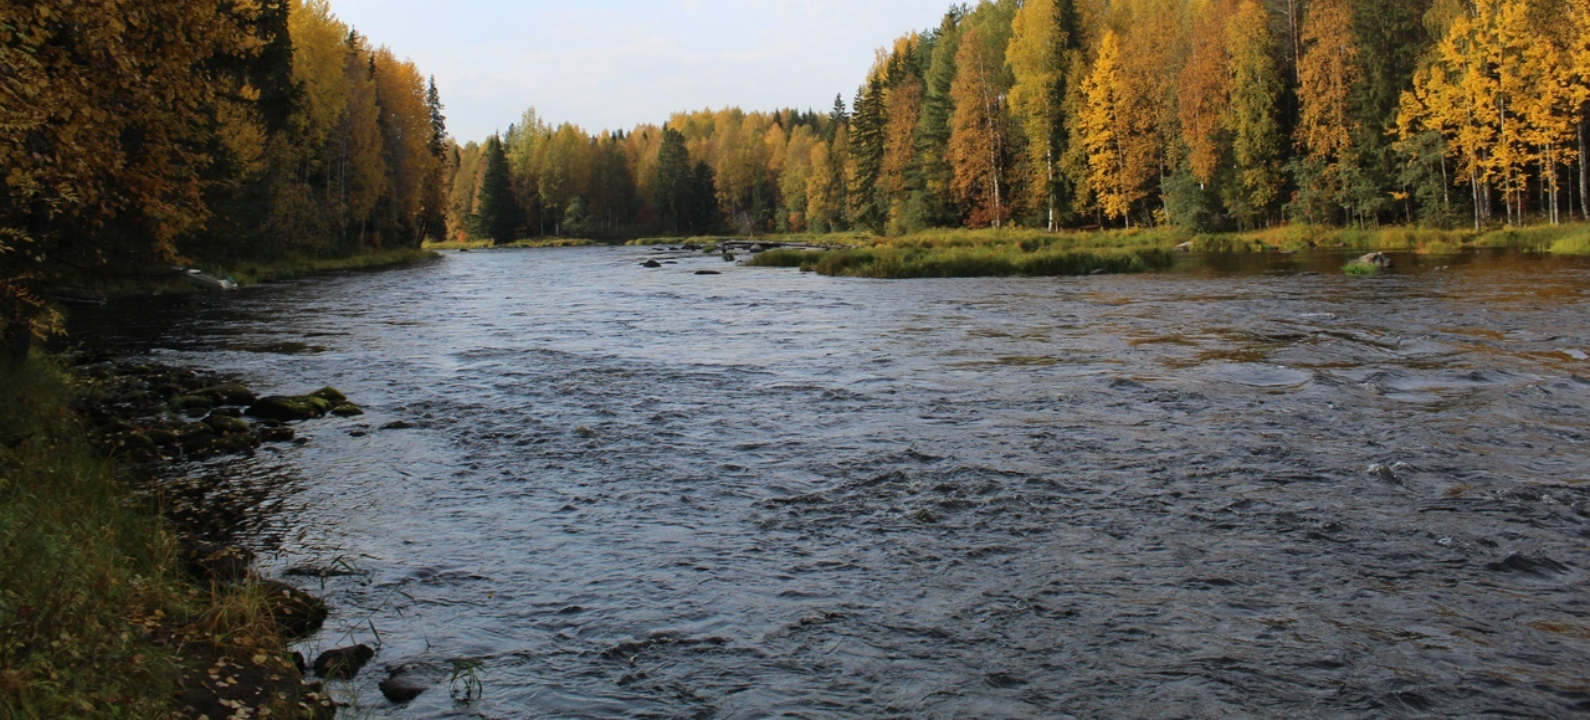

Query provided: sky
[324,0,956,144]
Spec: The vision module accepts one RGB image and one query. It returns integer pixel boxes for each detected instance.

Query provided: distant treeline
[1,0,449,353]
[455,0,1590,243]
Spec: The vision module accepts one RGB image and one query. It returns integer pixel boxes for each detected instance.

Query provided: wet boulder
[205,413,253,437]
[192,383,258,407]
[641,259,663,268]
[248,395,331,421]
[1357,252,1393,269]
[331,403,365,417]
[171,394,215,412]
[258,580,328,640]
[379,663,439,704]
[314,645,376,680]
[257,424,296,443]
[308,386,347,404]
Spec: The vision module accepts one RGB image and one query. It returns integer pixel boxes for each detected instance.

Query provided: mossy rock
[258,580,329,640]
[111,432,160,460]
[193,383,258,406]
[331,403,364,417]
[178,423,217,448]
[171,394,215,411]
[211,434,260,455]
[205,414,253,436]
[308,386,347,404]
[248,395,331,421]
[146,428,181,447]
[257,425,296,443]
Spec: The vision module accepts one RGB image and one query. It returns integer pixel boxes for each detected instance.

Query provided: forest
[454,0,1590,244]
[1,0,449,354]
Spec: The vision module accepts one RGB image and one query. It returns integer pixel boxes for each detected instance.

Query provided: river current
[75,247,1590,718]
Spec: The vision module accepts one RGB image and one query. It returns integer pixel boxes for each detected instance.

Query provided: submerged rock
[314,645,375,680]
[642,259,663,268]
[379,664,438,703]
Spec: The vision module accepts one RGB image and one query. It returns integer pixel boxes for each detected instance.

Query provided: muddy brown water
[72,247,1590,718]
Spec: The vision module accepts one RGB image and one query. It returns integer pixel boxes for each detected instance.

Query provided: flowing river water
[73,246,1590,718]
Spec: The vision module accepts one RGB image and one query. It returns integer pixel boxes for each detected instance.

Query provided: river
[73,246,1590,718]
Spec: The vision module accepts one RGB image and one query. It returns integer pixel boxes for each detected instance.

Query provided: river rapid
[74,246,1590,718]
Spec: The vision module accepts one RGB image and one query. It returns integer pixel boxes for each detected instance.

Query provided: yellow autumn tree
[1008,0,1078,231]
[1179,0,1236,189]
[1294,0,1361,223]
[1080,30,1156,226]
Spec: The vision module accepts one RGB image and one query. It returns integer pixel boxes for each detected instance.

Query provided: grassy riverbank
[426,238,598,250]
[742,224,1590,278]
[209,247,440,286]
[0,356,325,717]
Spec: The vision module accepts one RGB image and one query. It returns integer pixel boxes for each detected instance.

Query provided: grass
[743,222,1590,279]
[211,247,438,286]
[0,356,310,717]
[748,240,1173,279]
[1343,261,1382,276]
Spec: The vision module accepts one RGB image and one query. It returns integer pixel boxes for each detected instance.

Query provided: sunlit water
[74,247,1590,718]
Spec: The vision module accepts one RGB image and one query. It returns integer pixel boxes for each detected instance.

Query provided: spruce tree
[474,135,518,244]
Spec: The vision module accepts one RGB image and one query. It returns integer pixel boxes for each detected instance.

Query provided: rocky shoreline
[67,358,411,717]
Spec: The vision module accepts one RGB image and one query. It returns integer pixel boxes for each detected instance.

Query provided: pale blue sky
[326,0,954,143]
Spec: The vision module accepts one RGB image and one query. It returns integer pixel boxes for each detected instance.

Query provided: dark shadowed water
[73,247,1590,718]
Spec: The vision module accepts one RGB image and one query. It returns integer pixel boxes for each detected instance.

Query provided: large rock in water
[314,645,375,680]
[1357,252,1393,269]
[192,382,258,406]
[248,395,333,421]
[379,663,439,703]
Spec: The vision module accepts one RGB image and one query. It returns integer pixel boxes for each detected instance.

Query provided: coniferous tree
[474,135,518,244]
[654,127,692,234]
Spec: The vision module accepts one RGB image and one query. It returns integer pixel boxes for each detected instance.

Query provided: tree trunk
[1471,169,1481,232]
[1580,119,1588,221]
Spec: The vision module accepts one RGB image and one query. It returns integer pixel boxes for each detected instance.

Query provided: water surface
[75,247,1590,718]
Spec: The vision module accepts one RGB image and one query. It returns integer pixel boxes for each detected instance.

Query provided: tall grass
[211,247,438,286]
[0,357,302,716]
[1471,224,1590,254]
[748,243,1173,278]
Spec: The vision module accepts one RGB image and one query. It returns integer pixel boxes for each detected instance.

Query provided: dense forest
[1,0,449,354]
[454,0,1590,243]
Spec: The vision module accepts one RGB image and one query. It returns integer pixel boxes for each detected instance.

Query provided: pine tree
[654,127,692,234]
[473,135,518,244]
[847,70,889,233]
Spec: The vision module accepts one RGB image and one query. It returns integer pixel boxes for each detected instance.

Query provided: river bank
[0,355,357,717]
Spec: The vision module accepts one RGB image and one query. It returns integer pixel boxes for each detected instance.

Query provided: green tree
[1226,0,1286,226]
[654,127,692,234]
[473,135,518,244]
